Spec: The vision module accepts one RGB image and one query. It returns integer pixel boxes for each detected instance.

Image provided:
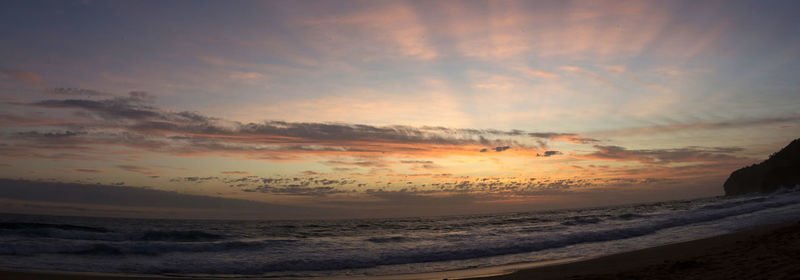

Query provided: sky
[1,0,799,219]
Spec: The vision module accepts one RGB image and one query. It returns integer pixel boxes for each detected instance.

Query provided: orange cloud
[73,168,105,173]
[1,69,44,85]
[302,2,436,60]
[221,171,249,175]
[229,71,266,81]
[522,69,559,78]
[604,66,626,73]
[116,165,160,176]
[8,93,605,165]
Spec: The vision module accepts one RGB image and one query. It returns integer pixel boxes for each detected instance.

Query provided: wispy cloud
[221,171,249,175]
[1,69,43,85]
[16,130,88,139]
[73,168,104,173]
[399,160,431,164]
[164,173,662,198]
[537,150,563,157]
[116,165,160,176]
[229,71,267,84]
[302,2,437,60]
[244,185,350,196]
[604,66,626,73]
[6,93,601,161]
[46,88,112,97]
[582,145,745,164]
[324,160,390,168]
[592,116,800,137]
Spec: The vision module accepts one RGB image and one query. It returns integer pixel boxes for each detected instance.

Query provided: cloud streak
[165,173,667,198]
[1,69,43,85]
[537,150,563,157]
[116,165,160,176]
[582,145,744,164]
[46,88,112,97]
[7,93,601,160]
[591,116,800,137]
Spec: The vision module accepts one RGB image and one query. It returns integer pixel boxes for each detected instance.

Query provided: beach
[464,220,800,280]
[0,220,798,280]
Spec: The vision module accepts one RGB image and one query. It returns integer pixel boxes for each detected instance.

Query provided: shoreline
[462,220,800,280]
[1,221,799,280]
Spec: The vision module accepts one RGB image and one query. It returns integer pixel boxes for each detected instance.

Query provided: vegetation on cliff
[724,138,800,195]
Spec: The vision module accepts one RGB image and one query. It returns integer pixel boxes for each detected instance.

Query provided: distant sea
[1,188,800,279]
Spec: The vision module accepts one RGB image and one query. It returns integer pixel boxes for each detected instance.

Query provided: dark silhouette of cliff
[724,138,800,195]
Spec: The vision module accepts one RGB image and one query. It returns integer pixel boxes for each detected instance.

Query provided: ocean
[1,188,800,279]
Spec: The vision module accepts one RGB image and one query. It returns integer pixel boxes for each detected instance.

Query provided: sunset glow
[1,0,799,219]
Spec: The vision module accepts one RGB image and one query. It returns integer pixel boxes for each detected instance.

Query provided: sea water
[1,188,800,278]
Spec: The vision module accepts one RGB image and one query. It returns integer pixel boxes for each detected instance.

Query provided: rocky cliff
[724,138,800,195]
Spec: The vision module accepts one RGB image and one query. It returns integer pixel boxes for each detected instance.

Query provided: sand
[1,221,799,280]
[463,221,800,280]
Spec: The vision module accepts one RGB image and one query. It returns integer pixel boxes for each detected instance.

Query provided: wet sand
[463,221,800,280]
[1,221,799,280]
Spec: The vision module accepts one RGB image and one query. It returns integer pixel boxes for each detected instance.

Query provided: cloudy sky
[1,0,798,219]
